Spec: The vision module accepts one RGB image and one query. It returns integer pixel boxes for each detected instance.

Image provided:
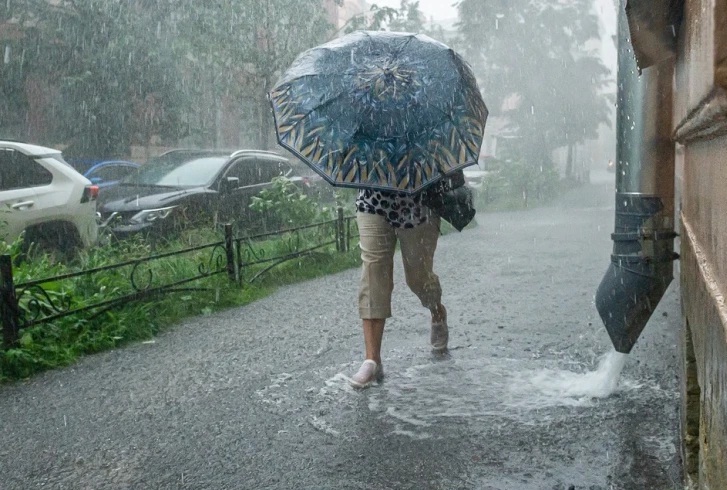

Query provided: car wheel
[23,222,82,262]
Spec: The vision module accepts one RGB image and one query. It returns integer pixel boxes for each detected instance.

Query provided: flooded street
[0,173,683,489]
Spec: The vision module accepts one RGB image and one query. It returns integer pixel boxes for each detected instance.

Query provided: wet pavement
[0,171,684,489]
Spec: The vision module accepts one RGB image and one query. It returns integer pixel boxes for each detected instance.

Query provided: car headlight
[130,206,178,224]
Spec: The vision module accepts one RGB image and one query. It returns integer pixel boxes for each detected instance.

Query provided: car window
[225,158,291,186]
[223,159,258,186]
[260,159,293,181]
[227,158,292,186]
[126,156,227,186]
[0,149,53,191]
[90,165,137,182]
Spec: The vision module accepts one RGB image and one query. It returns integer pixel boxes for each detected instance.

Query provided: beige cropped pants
[357,212,442,319]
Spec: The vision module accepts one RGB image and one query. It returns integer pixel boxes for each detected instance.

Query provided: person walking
[348,187,449,389]
[268,32,488,391]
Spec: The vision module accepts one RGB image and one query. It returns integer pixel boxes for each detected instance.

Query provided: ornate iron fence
[1,211,358,349]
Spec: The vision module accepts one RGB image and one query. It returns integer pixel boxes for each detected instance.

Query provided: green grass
[0,226,361,383]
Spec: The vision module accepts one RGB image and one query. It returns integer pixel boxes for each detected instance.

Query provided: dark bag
[421,170,476,232]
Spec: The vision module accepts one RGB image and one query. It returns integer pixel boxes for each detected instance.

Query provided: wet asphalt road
[0,171,683,490]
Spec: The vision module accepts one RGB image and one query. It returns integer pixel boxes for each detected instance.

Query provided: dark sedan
[98,149,314,237]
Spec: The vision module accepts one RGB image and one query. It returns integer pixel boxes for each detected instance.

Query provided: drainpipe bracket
[611,230,679,242]
[610,252,680,265]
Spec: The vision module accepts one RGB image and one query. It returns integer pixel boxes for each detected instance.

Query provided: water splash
[505,350,633,409]
[247,348,675,443]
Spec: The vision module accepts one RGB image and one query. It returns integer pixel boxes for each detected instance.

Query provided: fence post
[224,224,237,283]
[345,217,351,252]
[1,255,20,349]
[336,207,344,252]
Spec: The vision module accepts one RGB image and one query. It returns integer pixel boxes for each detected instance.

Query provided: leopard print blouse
[355,189,427,229]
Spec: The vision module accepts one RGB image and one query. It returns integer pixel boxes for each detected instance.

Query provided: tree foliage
[1,0,335,155]
[457,0,612,170]
[2,0,184,157]
[174,0,335,149]
[343,1,435,36]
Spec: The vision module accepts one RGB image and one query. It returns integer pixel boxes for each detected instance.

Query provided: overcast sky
[373,0,459,21]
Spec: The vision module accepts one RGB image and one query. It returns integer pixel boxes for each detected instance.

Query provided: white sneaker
[349,359,384,389]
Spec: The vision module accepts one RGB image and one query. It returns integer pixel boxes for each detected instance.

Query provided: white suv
[0,141,99,254]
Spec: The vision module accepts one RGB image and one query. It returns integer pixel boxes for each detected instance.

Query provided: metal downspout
[594,1,678,354]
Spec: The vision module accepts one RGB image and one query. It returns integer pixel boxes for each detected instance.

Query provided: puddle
[359,349,671,436]
[256,350,675,442]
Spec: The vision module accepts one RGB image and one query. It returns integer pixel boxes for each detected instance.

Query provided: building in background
[324,0,369,31]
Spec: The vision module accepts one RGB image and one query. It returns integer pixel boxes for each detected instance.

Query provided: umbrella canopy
[269,31,488,195]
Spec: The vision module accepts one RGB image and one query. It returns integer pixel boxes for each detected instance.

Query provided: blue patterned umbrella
[269,31,488,195]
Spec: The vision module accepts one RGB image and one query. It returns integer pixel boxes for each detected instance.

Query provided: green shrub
[474,158,561,211]
[249,176,334,230]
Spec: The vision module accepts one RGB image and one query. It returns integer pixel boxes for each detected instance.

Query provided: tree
[6,0,183,158]
[175,0,335,149]
[457,0,612,175]
[387,1,426,32]
[4,0,335,154]
[343,1,439,37]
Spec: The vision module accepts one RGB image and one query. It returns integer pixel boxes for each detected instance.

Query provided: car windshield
[123,156,228,187]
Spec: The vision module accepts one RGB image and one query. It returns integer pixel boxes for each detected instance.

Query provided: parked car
[83,160,141,189]
[462,165,492,189]
[0,140,99,254]
[97,149,325,237]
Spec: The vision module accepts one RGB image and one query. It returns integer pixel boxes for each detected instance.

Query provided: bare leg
[363,318,385,365]
[430,303,448,352]
[430,303,446,324]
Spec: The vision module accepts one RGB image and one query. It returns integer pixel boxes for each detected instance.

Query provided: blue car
[83,160,141,189]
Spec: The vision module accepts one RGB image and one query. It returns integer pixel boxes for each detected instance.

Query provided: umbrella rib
[426,104,483,168]
[278,89,350,135]
[391,34,416,62]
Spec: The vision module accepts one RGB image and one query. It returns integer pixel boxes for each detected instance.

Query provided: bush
[249,176,334,231]
[474,158,561,211]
